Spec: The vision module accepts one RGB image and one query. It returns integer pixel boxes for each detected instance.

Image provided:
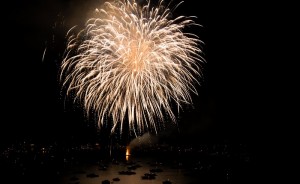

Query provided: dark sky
[1,0,268,147]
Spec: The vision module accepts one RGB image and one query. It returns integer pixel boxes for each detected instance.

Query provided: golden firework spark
[60,0,205,135]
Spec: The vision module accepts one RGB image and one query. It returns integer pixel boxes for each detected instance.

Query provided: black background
[0,0,270,152]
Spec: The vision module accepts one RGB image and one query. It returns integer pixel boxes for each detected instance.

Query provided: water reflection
[59,156,195,184]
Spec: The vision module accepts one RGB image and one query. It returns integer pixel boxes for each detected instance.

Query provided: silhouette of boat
[118,170,136,175]
[113,177,120,181]
[149,168,163,172]
[102,179,110,184]
[141,172,156,180]
[86,173,99,178]
[162,179,172,184]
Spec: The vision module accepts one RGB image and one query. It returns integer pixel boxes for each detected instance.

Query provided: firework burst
[60,0,205,135]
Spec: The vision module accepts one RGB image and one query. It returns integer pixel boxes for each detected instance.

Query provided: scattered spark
[42,47,47,62]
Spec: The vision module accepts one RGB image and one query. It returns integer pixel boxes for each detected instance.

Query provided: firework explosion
[60,0,205,135]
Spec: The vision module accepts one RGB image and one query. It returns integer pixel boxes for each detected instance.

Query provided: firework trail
[60,0,205,135]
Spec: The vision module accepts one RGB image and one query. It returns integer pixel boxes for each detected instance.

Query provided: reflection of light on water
[126,146,130,161]
[60,157,196,184]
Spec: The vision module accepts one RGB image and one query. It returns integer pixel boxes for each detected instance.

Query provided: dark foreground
[0,140,256,184]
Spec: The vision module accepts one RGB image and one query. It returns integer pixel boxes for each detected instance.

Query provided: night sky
[1,0,268,149]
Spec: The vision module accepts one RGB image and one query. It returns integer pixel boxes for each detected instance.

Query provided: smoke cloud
[128,132,159,149]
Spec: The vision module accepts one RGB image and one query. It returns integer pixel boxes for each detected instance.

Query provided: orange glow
[126,146,130,156]
[126,146,130,161]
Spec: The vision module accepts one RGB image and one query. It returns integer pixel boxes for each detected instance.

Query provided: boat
[102,179,110,184]
[162,179,172,184]
[141,172,156,180]
[150,168,163,172]
[113,177,120,181]
[86,173,99,178]
[118,170,136,175]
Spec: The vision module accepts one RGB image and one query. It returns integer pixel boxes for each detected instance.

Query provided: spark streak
[60,0,205,135]
[42,47,47,62]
